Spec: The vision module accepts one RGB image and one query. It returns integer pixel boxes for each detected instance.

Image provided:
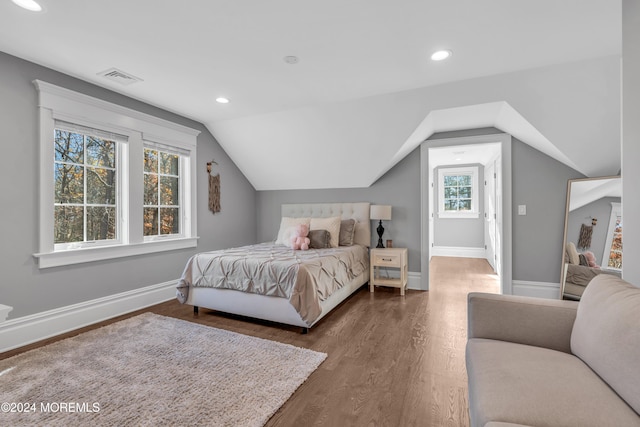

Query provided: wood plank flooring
[1,256,499,427]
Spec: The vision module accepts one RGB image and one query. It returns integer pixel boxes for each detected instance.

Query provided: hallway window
[438,166,479,218]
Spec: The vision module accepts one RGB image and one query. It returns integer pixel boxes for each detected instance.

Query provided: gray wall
[433,164,485,248]
[622,0,640,285]
[512,141,584,283]
[257,148,422,271]
[257,127,583,284]
[567,197,620,267]
[0,51,257,319]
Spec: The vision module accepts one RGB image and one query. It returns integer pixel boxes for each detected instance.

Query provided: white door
[484,161,497,271]
[494,155,502,277]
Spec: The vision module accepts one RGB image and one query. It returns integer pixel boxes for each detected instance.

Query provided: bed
[176,202,371,332]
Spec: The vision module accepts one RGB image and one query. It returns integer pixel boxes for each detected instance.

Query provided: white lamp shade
[370,205,392,221]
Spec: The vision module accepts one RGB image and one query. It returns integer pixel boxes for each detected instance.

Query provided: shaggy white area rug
[0,313,326,426]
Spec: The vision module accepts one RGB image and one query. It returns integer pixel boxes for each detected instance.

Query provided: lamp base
[376,220,385,248]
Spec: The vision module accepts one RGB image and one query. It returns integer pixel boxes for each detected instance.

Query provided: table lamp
[370,205,392,248]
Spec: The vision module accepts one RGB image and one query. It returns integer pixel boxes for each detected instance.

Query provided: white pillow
[309,216,341,248]
[275,217,310,244]
[566,242,580,265]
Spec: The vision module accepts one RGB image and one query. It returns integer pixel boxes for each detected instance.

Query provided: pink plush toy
[584,251,600,269]
[288,224,310,251]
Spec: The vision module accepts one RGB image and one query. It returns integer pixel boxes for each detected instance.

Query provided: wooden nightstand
[370,247,408,295]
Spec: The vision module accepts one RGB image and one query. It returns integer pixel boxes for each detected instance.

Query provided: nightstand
[369,247,408,295]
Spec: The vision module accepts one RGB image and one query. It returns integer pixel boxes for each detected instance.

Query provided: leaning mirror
[560,176,622,300]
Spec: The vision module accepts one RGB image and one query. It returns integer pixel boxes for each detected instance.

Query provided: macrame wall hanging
[207,160,221,214]
[577,223,594,250]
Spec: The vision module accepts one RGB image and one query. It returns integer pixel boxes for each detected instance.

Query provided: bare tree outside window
[443,174,473,212]
[144,148,180,237]
[606,216,622,269]
[54,130,117,244]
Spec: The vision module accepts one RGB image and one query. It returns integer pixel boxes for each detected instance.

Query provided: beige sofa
[466,274,640,427]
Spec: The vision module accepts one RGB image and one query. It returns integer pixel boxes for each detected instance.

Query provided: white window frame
[53,121,126,251]
[33,80,199,268]
[437,166,480,219]
[601,202,622,272]
[142,144,190,242]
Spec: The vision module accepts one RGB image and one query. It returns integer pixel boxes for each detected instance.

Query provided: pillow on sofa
[571,274,640,414]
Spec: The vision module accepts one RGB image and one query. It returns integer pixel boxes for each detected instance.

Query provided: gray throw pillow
[339,219,356,246]
[309,229,331,249]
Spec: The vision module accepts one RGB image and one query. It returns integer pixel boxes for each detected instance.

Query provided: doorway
[420,133,513,294]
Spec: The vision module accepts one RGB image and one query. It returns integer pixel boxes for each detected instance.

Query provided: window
[143,148,182,238]
[34,80,199,268]
[438,167,479,218]
[602,202,622,271]
[54,122,124,249]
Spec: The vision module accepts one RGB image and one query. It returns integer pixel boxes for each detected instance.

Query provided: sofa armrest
[467,293,579,353]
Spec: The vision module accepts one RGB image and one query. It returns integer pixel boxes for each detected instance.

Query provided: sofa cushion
[571,274,640,415]
[466,338,640,427]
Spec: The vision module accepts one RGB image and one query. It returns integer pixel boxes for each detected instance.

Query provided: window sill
[33,237,198,269]
[438,212,480,219]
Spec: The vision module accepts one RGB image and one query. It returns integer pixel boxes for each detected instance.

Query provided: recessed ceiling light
[11,0,42,11]
[215,97,229,104]
[431,50,452,61]
[283,56,299,65]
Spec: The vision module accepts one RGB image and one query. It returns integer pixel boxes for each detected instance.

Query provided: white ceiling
[0,0,622,190]
[569,177,622,212]
[429,142,501,170]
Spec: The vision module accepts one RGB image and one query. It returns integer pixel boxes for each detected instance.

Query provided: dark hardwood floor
[1,256,499,427]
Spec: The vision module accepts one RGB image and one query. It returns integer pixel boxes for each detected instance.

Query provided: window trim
[142,146,186,241]
[33,80,200,269]
[53,123,125,250]
[437,166,480,219]
[601,202,622,272]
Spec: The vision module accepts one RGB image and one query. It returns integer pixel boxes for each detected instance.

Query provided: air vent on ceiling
[97,68,143,86]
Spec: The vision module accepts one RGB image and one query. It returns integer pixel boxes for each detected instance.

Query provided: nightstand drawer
[372,253,401,267]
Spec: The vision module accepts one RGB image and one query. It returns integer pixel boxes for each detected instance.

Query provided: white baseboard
[408,272,423,291]
[431,246,486,258]
[0,281,177,353]
[0,304,13,323]
[512,280,561,299]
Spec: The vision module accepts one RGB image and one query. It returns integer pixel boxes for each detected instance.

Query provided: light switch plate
[518,205,526,215]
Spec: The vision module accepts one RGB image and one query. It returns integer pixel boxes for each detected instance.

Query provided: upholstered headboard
[281,202,371,247]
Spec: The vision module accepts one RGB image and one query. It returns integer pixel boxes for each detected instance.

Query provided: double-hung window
[54,121,124,249]
[34,80,199,268]
[143,146,184,239]
[438,166,479,218]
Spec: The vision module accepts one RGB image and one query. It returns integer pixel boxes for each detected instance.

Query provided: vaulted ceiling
[0,0,622,190]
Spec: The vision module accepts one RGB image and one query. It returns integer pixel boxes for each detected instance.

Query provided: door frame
[420,133,512,294]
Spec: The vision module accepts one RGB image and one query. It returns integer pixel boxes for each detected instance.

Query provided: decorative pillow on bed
[565,242,580,265]
[275,217,310,244]
[308,229,332,249]
[339,219,356,246]
[309,216,341,248]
